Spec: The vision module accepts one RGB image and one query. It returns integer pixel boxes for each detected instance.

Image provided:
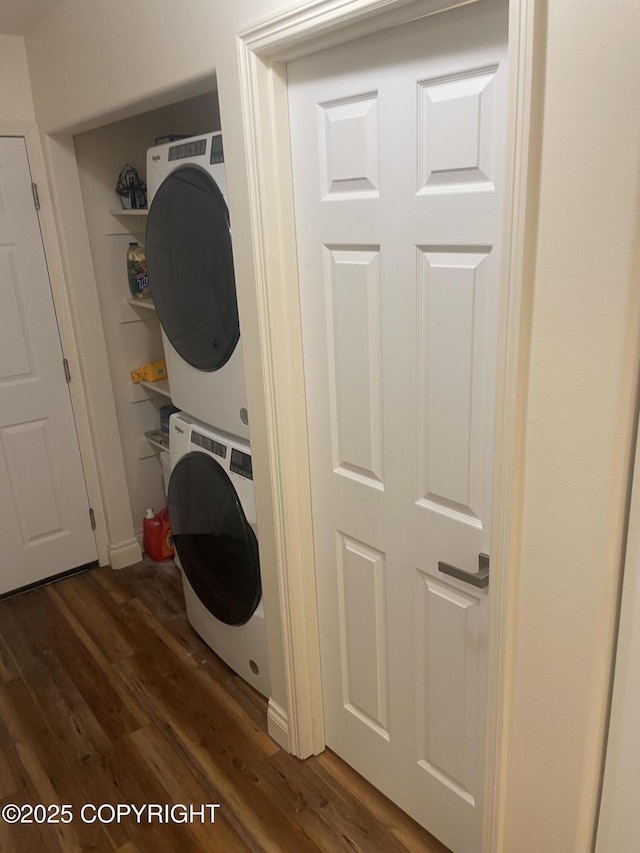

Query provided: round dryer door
[168,452,261,626]
[145,165,239,371]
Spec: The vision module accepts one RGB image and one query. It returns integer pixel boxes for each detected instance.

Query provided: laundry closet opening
[72,89,220,537]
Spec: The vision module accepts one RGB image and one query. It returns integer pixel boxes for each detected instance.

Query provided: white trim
[267,699,291,751]
[243,0,478,59]
[237,35,325,759]
[482,1,540,850]
[238,10,535,848]
[108,537,143,571]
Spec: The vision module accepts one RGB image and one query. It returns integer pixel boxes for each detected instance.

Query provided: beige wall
[24,0,218,133]
[22,0,640,848]
[501,2,640,850]
[0,35,35,126]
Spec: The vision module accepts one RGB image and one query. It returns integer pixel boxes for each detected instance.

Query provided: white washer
[168,412,270,697]
[146,132,249,440]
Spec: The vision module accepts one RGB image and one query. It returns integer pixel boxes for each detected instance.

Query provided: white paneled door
[288,2,507,850]
[0,137,96,595]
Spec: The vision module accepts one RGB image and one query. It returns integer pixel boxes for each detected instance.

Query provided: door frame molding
[237,0,539,846]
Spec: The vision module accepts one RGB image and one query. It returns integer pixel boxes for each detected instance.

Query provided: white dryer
[167,412,270,698]
[146,132,249,440]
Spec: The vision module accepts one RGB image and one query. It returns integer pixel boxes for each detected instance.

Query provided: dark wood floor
[0,559,450,852]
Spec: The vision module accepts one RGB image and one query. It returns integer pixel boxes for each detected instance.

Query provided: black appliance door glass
[146,165,239,371]
[168,452,260,626]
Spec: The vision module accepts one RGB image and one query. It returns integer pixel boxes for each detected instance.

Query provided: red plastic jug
[143,507,174,561]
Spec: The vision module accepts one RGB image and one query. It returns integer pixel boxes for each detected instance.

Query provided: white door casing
[288,2,507,851]
[0,136,97,595]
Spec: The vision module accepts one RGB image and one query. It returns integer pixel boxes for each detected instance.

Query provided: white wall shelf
[106,208,148,235]
[138,378,171,399]
[127,297,155,310]
[120,298,156,323]
[145,430,169,452]
[109,208,148,216]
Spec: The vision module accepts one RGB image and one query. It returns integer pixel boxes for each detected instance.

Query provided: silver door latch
[438,553,490,588]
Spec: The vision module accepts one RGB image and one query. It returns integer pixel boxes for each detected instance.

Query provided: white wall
[22,0,640,847]
[0,35,35,127]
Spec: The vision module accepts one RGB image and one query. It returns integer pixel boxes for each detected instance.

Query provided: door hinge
[31,182,40,211]
[89,508,96,530]
[63,358,71,383]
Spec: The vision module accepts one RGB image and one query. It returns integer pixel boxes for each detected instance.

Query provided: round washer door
[145,164,239,371]
[168,451,261,626]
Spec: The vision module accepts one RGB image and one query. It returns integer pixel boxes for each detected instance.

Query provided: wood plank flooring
[0,560,450,852]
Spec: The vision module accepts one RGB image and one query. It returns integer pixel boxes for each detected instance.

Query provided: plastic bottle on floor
[143,507,174,561]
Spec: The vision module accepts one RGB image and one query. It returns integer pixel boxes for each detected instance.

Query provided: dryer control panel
[231,449,253,481]
[192,429,226,458]
[168,138,207,161]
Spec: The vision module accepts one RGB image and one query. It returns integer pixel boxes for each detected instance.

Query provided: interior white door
[0,137,97,595]
[288,2,507,850]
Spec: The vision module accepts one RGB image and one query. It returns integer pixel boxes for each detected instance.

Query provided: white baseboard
[108,537,142,570]
[267,699,290,751]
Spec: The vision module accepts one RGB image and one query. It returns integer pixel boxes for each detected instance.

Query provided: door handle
[438,553,489,588]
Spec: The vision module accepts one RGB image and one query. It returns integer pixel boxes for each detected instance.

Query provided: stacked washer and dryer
[145,132,270,698]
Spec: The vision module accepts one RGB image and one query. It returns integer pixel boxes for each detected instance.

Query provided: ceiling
[0,0,63,35]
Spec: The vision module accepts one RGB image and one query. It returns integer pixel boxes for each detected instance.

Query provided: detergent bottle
[127,242,150,298]
[143,507,174,561]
